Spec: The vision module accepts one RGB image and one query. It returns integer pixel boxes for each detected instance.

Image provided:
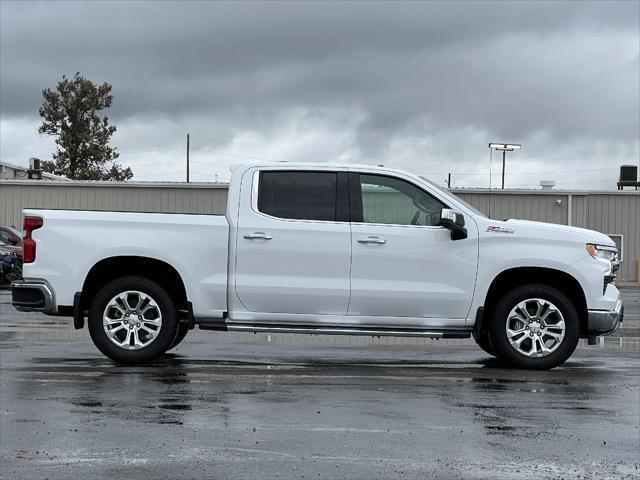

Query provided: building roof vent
[617,165,639,190]
[28,157,42,180]
[540,180,555,190]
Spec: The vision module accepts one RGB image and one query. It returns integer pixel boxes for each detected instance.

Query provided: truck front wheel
[88,276,179,363]
[488,284,580,370]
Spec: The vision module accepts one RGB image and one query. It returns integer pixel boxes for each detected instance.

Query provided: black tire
[473,331,497,357]
[488,284,580,370]
[166,323,190,352]
[88,276,179,363]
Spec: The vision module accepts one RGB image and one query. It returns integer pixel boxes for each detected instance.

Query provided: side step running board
[223,324,471,339]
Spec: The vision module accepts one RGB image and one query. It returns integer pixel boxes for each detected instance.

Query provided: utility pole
[488,143,521,190]
[186,133,190,183]
[501,150,506,190]
[447,173,451,188]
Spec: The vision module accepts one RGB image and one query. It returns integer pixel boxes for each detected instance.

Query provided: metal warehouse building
[1,180,638,281]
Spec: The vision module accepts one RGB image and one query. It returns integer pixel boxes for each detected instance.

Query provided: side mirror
[439,209,468,240]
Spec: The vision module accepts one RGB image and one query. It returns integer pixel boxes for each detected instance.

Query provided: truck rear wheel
[88,276,179,363]
[488,284,580,370]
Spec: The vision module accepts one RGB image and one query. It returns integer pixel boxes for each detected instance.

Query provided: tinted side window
[258,171,337,221]
[359,174,446,226]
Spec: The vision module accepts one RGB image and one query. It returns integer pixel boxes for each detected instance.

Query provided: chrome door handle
[357,237,386,245]
[243,232,273,240]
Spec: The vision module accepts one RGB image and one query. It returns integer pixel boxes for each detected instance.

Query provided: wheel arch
[80,256,188,314]
[480,267,588,336]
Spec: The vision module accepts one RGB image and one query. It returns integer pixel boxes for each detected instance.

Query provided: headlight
[586,243,620,287]
[586,243,618,262]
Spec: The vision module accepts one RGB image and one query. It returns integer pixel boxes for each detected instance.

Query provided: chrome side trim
[226,324,464,337]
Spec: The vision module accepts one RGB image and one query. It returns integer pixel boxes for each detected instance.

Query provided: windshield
[419,176,488,218]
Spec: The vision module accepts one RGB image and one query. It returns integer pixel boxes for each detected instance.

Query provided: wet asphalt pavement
[1,290,639,479]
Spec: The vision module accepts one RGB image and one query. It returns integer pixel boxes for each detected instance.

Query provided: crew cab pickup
[12,163,623,369]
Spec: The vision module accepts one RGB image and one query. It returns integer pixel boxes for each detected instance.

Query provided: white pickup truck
[12,163,623,369]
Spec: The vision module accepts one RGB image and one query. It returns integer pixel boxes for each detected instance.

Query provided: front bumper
[11,280,55,313]
[587,296,623,335]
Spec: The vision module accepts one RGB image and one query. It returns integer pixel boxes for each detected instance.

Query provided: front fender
[469,236,603,325]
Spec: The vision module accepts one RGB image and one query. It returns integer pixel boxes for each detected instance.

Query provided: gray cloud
[1,0,638,188]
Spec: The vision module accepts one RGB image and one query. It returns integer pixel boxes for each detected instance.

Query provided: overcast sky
[1,0,638,188]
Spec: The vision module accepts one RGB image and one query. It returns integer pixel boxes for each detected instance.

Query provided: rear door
[348,172,478,323]
[234,169,352,316]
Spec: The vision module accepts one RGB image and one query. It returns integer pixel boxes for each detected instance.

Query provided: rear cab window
[257,171,338,221]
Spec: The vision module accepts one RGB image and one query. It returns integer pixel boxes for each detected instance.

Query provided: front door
[234,169,351,316]
[348,172,478,323]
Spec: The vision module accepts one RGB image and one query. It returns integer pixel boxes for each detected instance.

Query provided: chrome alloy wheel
[102,291,162,350]
[505,298,566,358]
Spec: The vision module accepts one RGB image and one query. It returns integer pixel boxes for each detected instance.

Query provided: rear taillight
[23,216,43,263]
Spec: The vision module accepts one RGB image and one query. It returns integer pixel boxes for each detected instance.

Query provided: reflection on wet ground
[1,341,639,480]
[1,287,639,478]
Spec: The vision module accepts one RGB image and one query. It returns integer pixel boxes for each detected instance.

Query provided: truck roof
[230,162,403,174]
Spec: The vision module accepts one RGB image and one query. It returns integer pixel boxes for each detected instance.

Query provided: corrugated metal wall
[0,182,227,228]
[453,190,639,282]
[454,192,568,224]
[1,181,638,280]
[571,194,639,282]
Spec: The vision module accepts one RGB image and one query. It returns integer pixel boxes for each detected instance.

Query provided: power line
[0,146,184,160]
[188,133,639,164]
[189,146,276,161]
[120,159,186,166]
[502,178,617,187]
[188,134,339,160]
[423,167,620,178]
[133,167,212,179]
[118,147,184,154]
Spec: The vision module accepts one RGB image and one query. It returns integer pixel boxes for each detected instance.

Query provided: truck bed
[22,209,229,318]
